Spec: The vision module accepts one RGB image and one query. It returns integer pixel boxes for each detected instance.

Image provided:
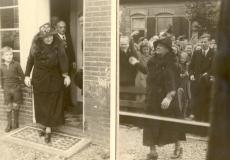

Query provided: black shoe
[44,133,51,143]
[12,110,19,129]
[171,147,183,159]
[5,111,12,132]
[147,151,158,160]
[5,125,12,132]
[39,129,45,137]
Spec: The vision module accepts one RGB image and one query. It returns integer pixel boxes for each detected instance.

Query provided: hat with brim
[37,22,56,38]
[153,37,172,51]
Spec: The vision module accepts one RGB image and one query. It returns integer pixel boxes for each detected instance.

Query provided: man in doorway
[51,16,60,30]
[55,20,76,109]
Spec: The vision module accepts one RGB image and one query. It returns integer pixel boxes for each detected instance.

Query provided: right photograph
[118,0,220,159]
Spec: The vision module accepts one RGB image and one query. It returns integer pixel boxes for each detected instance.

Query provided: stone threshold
[0,126,91,158]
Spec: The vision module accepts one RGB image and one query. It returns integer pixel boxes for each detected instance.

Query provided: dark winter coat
[25,36,69,127]
[55,33,75,72]
[189,48,215,80]
[119,39,139,86]
[142,52,185,146]
[25,38,68,92]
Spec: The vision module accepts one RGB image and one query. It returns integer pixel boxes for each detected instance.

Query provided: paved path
[119,125,208,160]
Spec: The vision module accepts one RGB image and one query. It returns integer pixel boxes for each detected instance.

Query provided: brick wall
[84,0,112,147]
[0,87,33,125]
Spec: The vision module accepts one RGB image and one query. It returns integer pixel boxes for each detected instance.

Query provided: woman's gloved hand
[24,76,31,87]
[161,97,172,110]
[129,56,139,65]
[63,75,71,87]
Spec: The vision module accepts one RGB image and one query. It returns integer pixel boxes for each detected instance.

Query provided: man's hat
[153,37,172,51]
[38,23,56,38]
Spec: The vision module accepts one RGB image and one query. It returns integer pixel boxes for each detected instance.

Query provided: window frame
[130,14,147,34]
[0,4,20,57]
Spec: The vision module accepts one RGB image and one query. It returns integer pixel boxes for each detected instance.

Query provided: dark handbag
[74,69,83,90]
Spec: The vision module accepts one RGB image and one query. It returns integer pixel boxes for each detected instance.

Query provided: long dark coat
[143,53,186,146]
[55,33,75,108]
[189,48,215,121]
[25,36,69,127]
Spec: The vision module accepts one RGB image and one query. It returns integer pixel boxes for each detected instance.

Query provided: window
[0,0,20,61]
[131,16,146,37]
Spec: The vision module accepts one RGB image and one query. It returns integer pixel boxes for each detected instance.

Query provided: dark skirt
[33,90,64,127]
[143,96,186,146]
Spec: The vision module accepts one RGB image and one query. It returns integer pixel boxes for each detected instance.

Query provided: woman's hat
[38,23,56,38]
[153,37,172,51]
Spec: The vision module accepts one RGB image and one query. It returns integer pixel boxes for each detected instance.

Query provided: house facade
[0,0,115,148]
[119,0,205,39]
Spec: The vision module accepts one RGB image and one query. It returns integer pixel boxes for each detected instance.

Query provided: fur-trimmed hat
[153,37,172,51]
[37,23,56,38]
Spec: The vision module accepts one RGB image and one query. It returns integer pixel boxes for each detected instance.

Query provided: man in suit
[189,34,215,122]
[120,32,140,87]
[55,20,76,109]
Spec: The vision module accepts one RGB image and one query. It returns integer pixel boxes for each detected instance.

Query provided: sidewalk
[119,125,207,160]
[0,122,109,160]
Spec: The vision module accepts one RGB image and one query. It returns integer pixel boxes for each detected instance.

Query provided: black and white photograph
[117,0,229,160]
[0,0,113,159]
[1,0,230,159]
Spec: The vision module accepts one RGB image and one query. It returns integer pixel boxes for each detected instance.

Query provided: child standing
[0,46,24,132]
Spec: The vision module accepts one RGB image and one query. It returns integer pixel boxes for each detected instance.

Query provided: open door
[50,0,83,134]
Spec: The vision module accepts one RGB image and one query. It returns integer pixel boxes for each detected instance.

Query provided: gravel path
[119,125,207,160]
[0,122,109,160]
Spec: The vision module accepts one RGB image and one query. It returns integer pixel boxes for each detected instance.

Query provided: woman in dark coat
[24,23,70,143]
[130,37,186,160]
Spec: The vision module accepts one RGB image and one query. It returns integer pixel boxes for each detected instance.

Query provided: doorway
[50,0,83,131]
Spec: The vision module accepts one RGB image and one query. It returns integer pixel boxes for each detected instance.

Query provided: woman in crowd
[135,40,151,104]
[130,36,185,160]
[24,23,71,143]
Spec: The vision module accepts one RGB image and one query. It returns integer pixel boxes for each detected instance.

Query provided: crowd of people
[120,27,216,159]
[120,28,216,123]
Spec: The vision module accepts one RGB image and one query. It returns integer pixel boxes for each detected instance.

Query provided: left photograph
[0,0,113,159]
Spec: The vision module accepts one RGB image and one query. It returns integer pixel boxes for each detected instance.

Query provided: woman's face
[180,52,188,63]
[156,43,169,57]
[43,35,54,45]
[142,46,150,55]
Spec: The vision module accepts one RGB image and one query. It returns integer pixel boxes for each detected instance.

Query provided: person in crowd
[135,40,151,104]
[55,20,76,109]
[184,43,193,62]
[149,35,159,55]
[178,51,191,118]
[0,46,24,132]
[119,32,139,87]
[129,36,185,160]
[209,39,217,52]
[24,23,71,143]
[189,34,215,122]
[190,21,202,45]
